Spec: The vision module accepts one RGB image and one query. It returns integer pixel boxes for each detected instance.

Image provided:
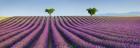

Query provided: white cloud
[98,11,140,16]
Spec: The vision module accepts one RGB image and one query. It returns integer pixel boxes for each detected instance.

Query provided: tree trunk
[49,14,52,16]
[90,14,92,16]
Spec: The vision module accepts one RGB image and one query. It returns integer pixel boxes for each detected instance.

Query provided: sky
[0,0,140,16]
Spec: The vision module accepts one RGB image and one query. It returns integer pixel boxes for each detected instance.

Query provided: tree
[87,8,97,16]
[45,8,55,16]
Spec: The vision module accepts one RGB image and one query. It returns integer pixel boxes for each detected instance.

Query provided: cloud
[98,11,140,16]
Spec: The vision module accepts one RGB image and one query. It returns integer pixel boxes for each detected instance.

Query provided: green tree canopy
[45,8,55,16]
[87,8,97,16]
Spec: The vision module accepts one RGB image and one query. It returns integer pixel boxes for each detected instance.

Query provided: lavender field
[0,16,140,48]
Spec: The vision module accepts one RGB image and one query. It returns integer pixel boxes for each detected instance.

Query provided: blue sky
[0,0,140,16]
